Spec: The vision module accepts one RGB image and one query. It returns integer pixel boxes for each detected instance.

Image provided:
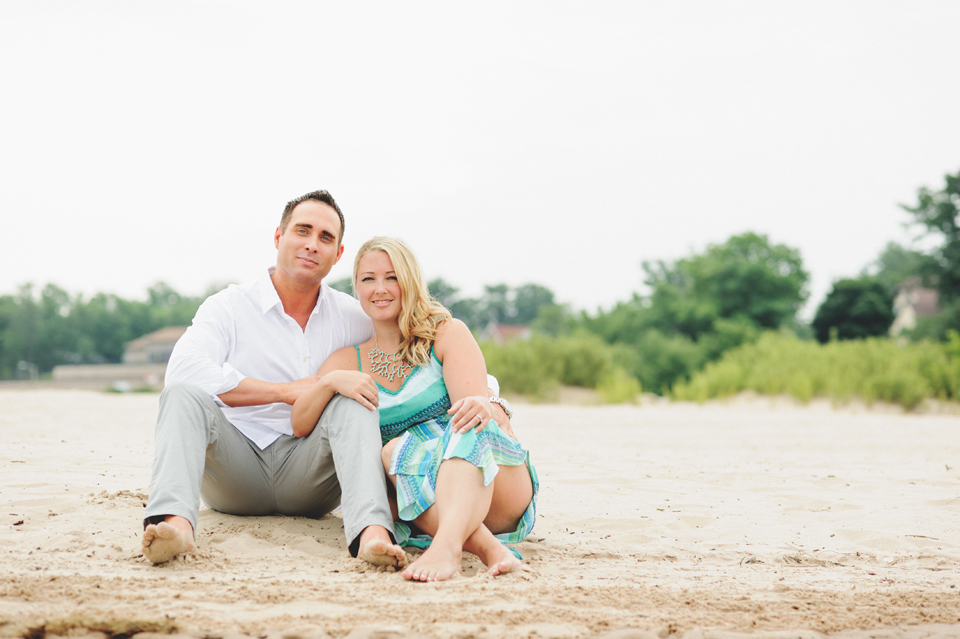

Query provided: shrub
[597,367,642,404]
[671,332,959,410]
[480,332,630,401]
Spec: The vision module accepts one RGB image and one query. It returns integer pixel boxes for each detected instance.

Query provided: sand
[1,389,959,639]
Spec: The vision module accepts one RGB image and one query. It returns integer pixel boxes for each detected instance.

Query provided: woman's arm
[290,347,379,437]
[433,319,495,434]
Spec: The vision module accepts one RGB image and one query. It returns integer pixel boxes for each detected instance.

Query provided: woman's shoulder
[435,317,468,335]
[321,344,363,372]
[433,318,475,356]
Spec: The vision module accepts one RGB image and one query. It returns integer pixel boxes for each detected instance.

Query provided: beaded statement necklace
[367,336,414,382]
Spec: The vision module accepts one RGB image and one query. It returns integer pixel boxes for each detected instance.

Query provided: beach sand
[2,389,959,638]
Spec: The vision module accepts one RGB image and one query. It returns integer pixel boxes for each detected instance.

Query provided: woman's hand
[325,370,380,411]
[448,395,494,434]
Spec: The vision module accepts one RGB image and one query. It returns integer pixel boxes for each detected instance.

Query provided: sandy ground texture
[1,389,959,639]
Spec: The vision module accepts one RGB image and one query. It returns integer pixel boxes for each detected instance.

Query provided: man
[141,190,511,567]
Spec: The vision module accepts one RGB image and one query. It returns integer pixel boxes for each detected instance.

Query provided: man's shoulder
[192,279,265,324]
[321,284,365,315]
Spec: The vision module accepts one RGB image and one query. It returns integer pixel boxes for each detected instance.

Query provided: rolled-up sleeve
[165,295,246,398]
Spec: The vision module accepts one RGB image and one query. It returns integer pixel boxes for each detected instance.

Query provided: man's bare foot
[142,516,195,564]
[357,525,406,567]
[402,542,462,582]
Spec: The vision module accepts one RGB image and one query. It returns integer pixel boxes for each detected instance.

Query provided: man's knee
[160,382,210,406]
[319,394,379,435]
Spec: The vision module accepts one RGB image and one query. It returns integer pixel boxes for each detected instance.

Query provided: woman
[291,237,537,582]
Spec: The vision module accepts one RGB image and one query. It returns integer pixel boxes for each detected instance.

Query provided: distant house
[123,326,189,364]
[478,323,532,345]
[889,279,939,336]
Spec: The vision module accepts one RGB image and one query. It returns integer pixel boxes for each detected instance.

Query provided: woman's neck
[372,321,403,352]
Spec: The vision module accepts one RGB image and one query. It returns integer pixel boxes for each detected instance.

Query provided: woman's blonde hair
[353,236,452,367]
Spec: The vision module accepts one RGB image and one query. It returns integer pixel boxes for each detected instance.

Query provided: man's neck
[270,271,321,331]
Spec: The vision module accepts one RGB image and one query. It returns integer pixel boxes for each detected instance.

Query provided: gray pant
[143,383,394,556]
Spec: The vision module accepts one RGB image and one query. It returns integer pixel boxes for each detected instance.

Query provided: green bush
[630,330,704,395]
[597,367,642,404]
[671,332,959,410]
[481,332,632,401]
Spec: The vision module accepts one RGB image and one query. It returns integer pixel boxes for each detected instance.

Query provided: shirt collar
[259,266,326,317]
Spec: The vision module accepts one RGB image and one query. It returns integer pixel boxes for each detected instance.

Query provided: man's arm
[484,373,515,438]
[166,294,316,408]
[488,388,515,439]
[218,376,322,407]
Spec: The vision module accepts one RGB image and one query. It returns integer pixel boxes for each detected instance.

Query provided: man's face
[273,200,345,288]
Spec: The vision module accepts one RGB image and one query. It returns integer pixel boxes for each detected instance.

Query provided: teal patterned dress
[357,346,538,551]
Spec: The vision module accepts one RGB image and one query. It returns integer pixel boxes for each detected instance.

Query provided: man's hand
[490,401,517,440]
[277,375,323,405]
[324,370,379,411]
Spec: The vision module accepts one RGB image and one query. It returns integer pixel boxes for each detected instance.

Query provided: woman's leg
[382,438,534,580]
[483,463,534,535]
[400,458,492,581]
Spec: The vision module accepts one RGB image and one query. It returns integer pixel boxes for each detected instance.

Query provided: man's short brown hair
[280,190,345,245]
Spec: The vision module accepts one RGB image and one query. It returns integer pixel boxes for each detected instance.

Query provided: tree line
[2,169,957,395]
[0,283,215,379]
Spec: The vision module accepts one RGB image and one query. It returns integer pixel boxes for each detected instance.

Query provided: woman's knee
[381,438,399,472]
[486,465,534,533]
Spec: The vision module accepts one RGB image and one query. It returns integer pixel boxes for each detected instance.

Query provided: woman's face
[356,250,403,323]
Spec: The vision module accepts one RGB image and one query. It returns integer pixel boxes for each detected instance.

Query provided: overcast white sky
[2,2,958,319]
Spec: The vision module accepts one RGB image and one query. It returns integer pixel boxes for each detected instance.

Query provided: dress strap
[354,344,362,371]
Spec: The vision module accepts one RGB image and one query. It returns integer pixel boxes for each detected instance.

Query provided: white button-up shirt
[165,267,374,449]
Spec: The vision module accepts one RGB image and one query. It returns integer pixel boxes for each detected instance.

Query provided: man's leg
[275,394,403,564]
[142,383,273,563]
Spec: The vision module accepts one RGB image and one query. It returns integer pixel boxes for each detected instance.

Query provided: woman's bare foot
[402,542,462,582]
[464,530,522,577]
[357,525,407,567]
[484,545,522,576]
[142,517,195,564]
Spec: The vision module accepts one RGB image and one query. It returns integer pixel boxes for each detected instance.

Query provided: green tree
[902,170,960,302]
[326,276,353,295]
[531,303,576,336]
[578,294,648,346]
[866,242,932,292]
[427,278,460,310]
[811,277,895,343]
[481,284,511,325]
[512,284,555,325]
[642,232,808,340]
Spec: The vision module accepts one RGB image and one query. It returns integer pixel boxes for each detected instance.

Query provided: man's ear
[274,226,281,249]
[334,244,345,263]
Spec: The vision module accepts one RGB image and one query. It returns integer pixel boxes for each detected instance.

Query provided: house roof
[125,326,188,349]
[911,288,939,318]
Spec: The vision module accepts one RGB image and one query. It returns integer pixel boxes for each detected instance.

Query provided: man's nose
[304,236,318,252]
